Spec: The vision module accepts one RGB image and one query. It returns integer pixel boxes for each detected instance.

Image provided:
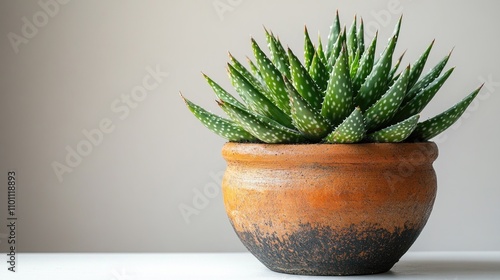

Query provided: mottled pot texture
[222,142,438,276]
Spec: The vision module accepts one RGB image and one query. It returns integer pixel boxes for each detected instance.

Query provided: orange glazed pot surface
[222,142,438,276]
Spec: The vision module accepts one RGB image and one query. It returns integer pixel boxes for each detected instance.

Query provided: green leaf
[365,66,410,131]
[246,57,268,90]
[227,63,293,128]
[181,94,257,142]
[321,47,353,126]
[308,50,329,92]
[228,53,267,94]
[265,28,291,79]
[349,51,360,80]
[392,67,454,122]
[346,15,358,65]
[404,50,452,104]
[247,57,264,83]
[203,73,245,109]
[389,72,401,88]
[324,107,366,143]
[367,114,419,143]
[326,10,341,59]
[407,40,434,89]
[326,28,346,70]
[288,47,324,110]
[251,38,291,115]
[356,17,402,111]
[389,50,406,81]
[357,18,365,57]
[284,77,331,141]
[219,101,306,144]
[316,35,328,66]
[352,32,377,92]
[409,85,482,141]
[304,26,315,70]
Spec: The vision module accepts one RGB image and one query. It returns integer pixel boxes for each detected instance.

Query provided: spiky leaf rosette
[182,12,482,144]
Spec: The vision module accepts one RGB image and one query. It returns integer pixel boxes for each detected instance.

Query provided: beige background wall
[1,0,499,252]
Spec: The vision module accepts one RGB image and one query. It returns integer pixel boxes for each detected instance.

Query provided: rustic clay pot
[222,142,438,276]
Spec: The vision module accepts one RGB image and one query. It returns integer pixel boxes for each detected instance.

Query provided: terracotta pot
[222,142,438,276]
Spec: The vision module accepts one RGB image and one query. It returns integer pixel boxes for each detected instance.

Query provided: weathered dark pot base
[235,223,419,276]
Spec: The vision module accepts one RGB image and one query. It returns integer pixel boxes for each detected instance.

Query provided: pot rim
[222,142,438,165]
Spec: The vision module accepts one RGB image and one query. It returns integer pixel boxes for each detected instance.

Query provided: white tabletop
[1,252,500,279]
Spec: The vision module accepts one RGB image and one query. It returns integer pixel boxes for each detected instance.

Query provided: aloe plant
[181,13,482,144]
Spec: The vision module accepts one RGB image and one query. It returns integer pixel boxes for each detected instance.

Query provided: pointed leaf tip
[409,85,481,141]
[324,107,366,144]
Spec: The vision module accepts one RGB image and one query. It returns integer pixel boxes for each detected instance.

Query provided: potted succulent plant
[181,13,482,276]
